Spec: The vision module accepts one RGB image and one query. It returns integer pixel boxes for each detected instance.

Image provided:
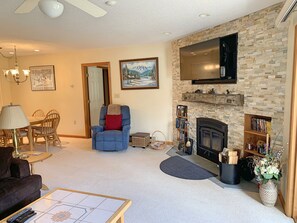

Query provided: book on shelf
[251,117,270,133]
[179,118,186,129]
[176,118,180,128]
[176,118,187,129]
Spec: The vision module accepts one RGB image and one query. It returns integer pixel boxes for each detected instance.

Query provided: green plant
[254,149,283,184]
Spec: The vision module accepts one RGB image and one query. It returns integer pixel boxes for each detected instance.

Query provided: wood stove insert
[197,118,228,164]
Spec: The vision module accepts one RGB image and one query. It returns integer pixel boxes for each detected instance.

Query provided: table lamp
[0,104,29,157]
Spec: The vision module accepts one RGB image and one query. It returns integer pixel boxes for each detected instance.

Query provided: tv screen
[179,33,238,84]
[180,38,220,80]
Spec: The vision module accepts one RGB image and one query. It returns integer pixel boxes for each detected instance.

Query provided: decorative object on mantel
[182,92,244,106]
[30,65,56,91]
[194,89,203,93]
[207,88,216,94]
[226,89,230,94]
[1,46,30,85]
[254,148,284,207]
[119,57,159,90]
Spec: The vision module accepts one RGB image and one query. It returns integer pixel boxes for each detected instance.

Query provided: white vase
[259,180,278,207]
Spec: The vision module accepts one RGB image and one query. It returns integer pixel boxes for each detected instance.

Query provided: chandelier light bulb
[10,69,19,76]
[23,70,30,76]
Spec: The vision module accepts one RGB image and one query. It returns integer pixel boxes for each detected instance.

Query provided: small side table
[21,151,52,190]
[132,132,150,148]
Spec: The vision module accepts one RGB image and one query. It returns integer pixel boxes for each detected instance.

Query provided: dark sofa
[0,147,42,220]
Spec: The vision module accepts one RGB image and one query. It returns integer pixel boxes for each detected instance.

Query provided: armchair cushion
[105,114,122,130]
[0,147,13,179]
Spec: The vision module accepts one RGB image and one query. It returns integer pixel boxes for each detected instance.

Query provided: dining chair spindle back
[33,112,61,152]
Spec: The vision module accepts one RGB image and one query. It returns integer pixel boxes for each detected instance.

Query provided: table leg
[116,215,124,223]
[30,163,49,190]
[28,125,34,151]
[29,163,34,174]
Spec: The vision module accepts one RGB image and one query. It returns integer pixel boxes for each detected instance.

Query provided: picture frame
[30,65,56,91]
[119,57,159,90]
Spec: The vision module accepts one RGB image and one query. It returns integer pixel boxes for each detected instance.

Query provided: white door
[87,67,104,126]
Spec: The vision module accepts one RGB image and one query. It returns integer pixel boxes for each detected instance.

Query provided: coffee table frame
[0,188,132,223]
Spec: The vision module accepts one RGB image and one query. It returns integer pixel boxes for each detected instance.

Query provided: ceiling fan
[15,0,107,18]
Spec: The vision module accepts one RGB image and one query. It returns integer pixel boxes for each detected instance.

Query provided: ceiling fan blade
[15,0,40,13]
[64,0,107,17]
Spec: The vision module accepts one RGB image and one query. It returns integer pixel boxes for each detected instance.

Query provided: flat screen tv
[180,33,238,84]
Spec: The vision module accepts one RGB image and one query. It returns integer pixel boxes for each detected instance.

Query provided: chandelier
[1,46,30,85]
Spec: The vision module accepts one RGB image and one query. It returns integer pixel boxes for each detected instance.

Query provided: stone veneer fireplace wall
[172,3,288,155]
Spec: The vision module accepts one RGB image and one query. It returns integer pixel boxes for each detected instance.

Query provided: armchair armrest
[91,125,104,134]
[10,158,30,178]
[122,124,131,133]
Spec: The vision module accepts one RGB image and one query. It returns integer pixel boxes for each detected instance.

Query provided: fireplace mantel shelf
[182,93,244,106]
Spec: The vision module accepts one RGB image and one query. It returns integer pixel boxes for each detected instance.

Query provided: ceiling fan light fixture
[105,0,117,6]
[38,0,64,18]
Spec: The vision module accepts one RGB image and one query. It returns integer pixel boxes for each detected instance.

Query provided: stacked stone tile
[172,3,288,155]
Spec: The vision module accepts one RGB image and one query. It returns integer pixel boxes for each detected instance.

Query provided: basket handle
[151,130,166,142]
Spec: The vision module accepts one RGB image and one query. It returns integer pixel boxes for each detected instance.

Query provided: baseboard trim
[58,134,89,139]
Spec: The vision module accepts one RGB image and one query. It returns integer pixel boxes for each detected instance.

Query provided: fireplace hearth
[197,118,228,164]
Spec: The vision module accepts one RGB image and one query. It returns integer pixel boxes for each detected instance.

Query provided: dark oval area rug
[160,156,217,180]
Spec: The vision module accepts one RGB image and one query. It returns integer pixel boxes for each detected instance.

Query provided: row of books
[251,117,271,134]
[176,118,187,129]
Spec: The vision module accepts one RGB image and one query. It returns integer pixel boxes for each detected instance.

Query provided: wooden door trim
[285,25,297,220]
[81,62,112,138]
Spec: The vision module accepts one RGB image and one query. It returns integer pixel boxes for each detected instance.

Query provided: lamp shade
[39,0,64,18]
[0,105,29,129]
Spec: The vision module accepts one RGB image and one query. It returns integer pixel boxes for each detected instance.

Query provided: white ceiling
[0,0,283,56]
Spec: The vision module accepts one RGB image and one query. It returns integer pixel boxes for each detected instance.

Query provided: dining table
[27,116,44,151]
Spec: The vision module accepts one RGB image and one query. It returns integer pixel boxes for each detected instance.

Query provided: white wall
[0,57,12,107]
[10,43,173,140]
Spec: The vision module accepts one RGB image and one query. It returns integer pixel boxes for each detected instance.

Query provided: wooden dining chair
[0,130,6,146]
[32,109,45,118]
[33,112,61,152]
[46,109,61,143]
[2,129,28,147]
[46,109,59,116]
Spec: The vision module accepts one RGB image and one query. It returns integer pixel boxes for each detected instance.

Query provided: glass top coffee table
[1,188,132,223]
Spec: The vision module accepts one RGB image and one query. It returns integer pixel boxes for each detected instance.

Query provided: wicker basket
[150,130,167,150]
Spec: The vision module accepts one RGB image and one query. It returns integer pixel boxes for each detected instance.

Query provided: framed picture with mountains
[119,57,159,90]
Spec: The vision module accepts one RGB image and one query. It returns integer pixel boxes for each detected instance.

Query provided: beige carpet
[25,138,293,223]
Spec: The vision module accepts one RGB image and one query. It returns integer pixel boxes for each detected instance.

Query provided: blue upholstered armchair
[91,105,131,151]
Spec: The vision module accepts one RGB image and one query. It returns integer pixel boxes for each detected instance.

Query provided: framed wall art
[30,65,56,91]
[119,57,159,90]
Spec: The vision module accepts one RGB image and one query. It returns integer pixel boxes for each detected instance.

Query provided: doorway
[82,62,111,138]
